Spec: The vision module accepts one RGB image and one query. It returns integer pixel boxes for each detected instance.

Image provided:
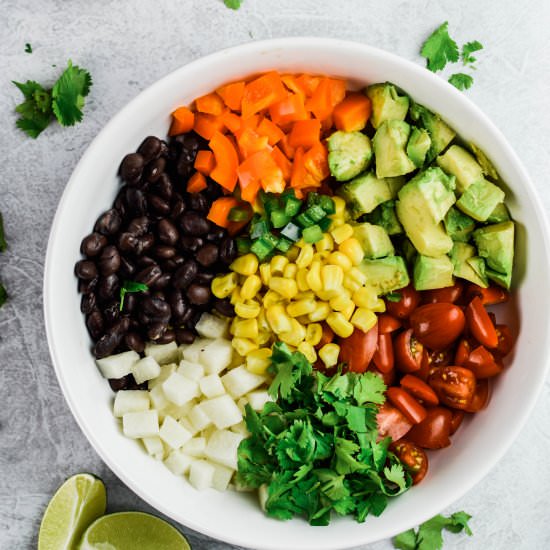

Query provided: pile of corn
[211,197,385,375]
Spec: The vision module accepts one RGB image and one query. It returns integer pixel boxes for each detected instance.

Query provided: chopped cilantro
[0,283,6,308]
[386,291,402,303]
[25,43,32,54]
[119,280,149,311]
[462,41,483,66]
[0,213,7,252]
[448,73,474,91]
[12,80,53,138]
[224,0,242,9]
[420,22,459,72]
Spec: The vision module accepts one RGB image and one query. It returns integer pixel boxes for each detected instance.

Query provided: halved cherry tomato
[449,409,465,435]
[495,324,515,357]
[373,333,394,373]
[339,324,378,373]
[400,374,439,406]
[466,296,499,349]
[376,403,413,441]
[428,366,477,410]
[410,303,466,351]
[386,387,427,424]
[465,345,503,378]
[428,348,454,368]
[369,365,396,387]
[385,285,421,319]
[466,284,509,306]
[407,407,453,449]
[422,281,464,304]
[454,338,473,366]
[378,313,402,334]
[315,323,334,350]
[394,329,424,373]
[390,440,428,485]
[463,378,490,412]
[416,350,431,381]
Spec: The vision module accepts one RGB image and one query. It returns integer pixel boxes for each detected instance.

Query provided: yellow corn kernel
[306,260,323,293]
[279,319,306,347]
[234,300,261,319]
[283,263,298,279]
[257,308,270,332]
[259,263,271,286]
[326,312,354,338]
[352,286,379,309]
[329,292,353,313]
[232,318,259,339]
[372,298,387,313]
[315,232,334,253]
[263,289,282,308]
[295,290,315,301]
[296,268,310,292]
[296,244,314,269]
[332,196,346,218]
[348,267,367,286]
[270,255,288,275]
[266,304,292,333]
[328,251,353,272]
[341,300,355,321]
[298,341,317,363]
[319,343,341,368]
[287,298,317,317]
[211,273,238,299]
[240,274,262,301]
[269,277,298,300]
[339,237,364,266]
[308,301,331,322]
[286,245,300,262]
[330,223,354,244]
[350,307,378,332]
[312,251,330,263]
[230,253,258,276]
[232,337,259,356]
[257,331,272,345]
[343,275,361,293]
[246,347,272,374]
[322,264,344,296]
[305,323,323,346]
[296,314,311,325]
[230,287,241,305]
[330,217,343,228]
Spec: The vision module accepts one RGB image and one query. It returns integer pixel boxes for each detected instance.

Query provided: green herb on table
[448,73,474,91]
[25,43,32,54]
[420,22,459,72]
[119,280,149,311]
[462,41,483,66]
[224,0,243,9]
[0,213,7,308]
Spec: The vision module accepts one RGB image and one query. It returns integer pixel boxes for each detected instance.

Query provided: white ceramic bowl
[44,38,550,549]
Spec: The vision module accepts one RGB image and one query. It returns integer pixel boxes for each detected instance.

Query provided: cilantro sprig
[119,280,149,311]
[0,213,7,308]
[224,0,243,9]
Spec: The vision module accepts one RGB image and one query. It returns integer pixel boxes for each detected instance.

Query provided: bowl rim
[43,36,550,549]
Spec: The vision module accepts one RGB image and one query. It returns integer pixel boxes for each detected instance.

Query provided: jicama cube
[159,416,192,449]
[200,424,218,442]
[113,390,149,417]
[199,339,233,374]
[188,404,212,432]
[188,459,216,490]
[200,395,242,429]
[177,360,204,382]
[211,463,234,492]
[141,436,164,459]
[182,437,206,457]
[199,374,226,399]
[236,397,247,414]
[245,390,273,411]
[122,410,159,438]
[204,429,244,469]
[179,416,199,437]
[148,363,177,390]
[160,400,196,422]
[96,350,139,379]
[132,356,161,385]
[145,341,179,365]
[221,366,266,399]
[162,373,200,406]
[195,313,229,339]
[149,384,170,411]
[164,450,193,475]
[182,338,213,363]
[230,421,249,436]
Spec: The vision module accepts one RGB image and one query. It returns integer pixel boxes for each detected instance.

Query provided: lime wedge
[38,473,107,550]
[78,511,190,550]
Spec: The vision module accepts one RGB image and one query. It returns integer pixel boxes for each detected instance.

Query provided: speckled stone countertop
[1,1,550,548]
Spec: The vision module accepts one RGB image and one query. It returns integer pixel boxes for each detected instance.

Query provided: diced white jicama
[200,395,242,429]
[122,410,159,438]
[164,450,193,475]
[145,341,179,365]
[177,360,204,382]
[132,356,161,385]
[159,416,192,449]
[182,338,213,363]
[258,484,269,512]
[179,416,199,437]
[113,390,150,417]
[245,390,273,411]
[211,463,234,492]
[204,429,244,469]
[236,397,247,414]
[149,384,170,411]
[182,437,206,457]
[195,313,229,339]
[96,350,139,379]
[230,421,249,436]
[161,400,196,422]
[142,436,164,459]
[199,339,233,374]
[199,374,225,399]
[189,459,216,490]
[148,363,177,390]
[188,404,212,432]
[162,373,200,406]
[221,366,266,399]
[200,424,218,442]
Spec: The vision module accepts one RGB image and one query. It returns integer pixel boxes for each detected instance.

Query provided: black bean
[144,157,166,183]
[142,296,171,321]
[180,211,210,236]
[108,375,132,392]
[170,195,186,218]
[152,245,176,260]
[94,209,122,236]
[157,219,179,246]
[78,277,98,294]
[103,301,121,327]
[86,310,104,339]
[157,328,176,345]
[75,260,98,280]
[81,232,108,257]
[173,255,185,266]
[160,140,169,157]
[175,328,196,345]
[94,326,124,358]
[185,309,203,329]
[118,232,141,255]
[139,234,155,254]
[138,136,163,163]
[152,173,173,200]
[167,290,187,321]
[119,256,136,279]
[176,156,194,178]
[136,255,156,268]
[98,245,121,276]
[147,322,167,341]
[98,274,120,301]
[188,193,209,214]
[206,227,227,243]
[151,272,172,289]
[194,271,215,286]
[125,188,147,216]
[186,283,211,305]
[125,332,145,353]
[203,178,223,201]
[135,264,162,286]
[180,235,203,253]
[148,194,171,216]
[172,260,198,289]
[127,216,150,237]
[219,237,237,265]
[81,293,97,314]
[122,292,137,314]
[196,243,219,267]
[214,298,235,317]
[125,374,148,390]
[180,306,195,324]
[120,153,145,183]
[114,187,128,218]
[161,259,178,272]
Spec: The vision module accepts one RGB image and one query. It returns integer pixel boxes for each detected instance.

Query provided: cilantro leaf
[224,0,242,9]
[393,528,418,550]
[52,60,93,126]
[0,213,7,252]
[268,343,312,400]
[448,73,474,91]
[119,280,149,310]
[383,463,407,492]
[352,371,386,405]
[25,43,32,54]
[13,80,53,138]
[462,40,483,65]
[420,21,459,72]
[0,283,7,308]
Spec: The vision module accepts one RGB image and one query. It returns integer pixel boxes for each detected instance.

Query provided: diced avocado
[413,255,454,290]
[444,207,476,243]
[366,201,403,235]
[450,242,488,287]
[358,256,410,294]
[456,179,505,222]
[327,131,373,181]
[386,176,406,198]
[366,83,410,129]
[373,120,416,178]
[400,237,417,266]
[469,142,499,180]
[353,222,395,259]
[473,221,514,283]
[337,171,392,219]
[486,268,512,289]
[487,203,510,224]
[407,127,431,168]
[437,145,484,194]
[410,102,456,162]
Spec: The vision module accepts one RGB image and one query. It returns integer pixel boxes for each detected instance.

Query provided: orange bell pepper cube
[209,131,239,192]
[269,93,308,126]
[329,78,347,107]
[169,106,195,136]
[279,134,296,160]
[296,74,321,96]
[271,146,292,181]
[187,171,208,193]
[288,119,321,149]
[257,117,285,146]
[238,150,285,202]
[195,92,224,116]
[241,71,288,118]
[216,81,245,112]
[236,127,269,159]
[333,92,372,132]
[291,147,320,189]
[194,150,215,176]
[303,142,330,181]
[194,113,225,140]
[221,111,242,134]
[207,197,240,228]
[281,74,306,100]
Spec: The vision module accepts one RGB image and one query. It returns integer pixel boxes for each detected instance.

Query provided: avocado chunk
[353,222,395,259]
[410,102,456,162]
[327,131,373,181]
[437,145,484,194]
[456,179,505,222]
[444,207,476,243]
[469,142,499,180]
[399,237,417,266]
[487,203,510,224]
[358,256,410,294]
[366,83,410,129]
[486,268,512,289]
[450,242,488,287]
[473,221,514,286]
[386,176,406,198]
[366,200,403,235]
[407,127,431,168]
[372,120,416,178]
[337,171,392,219]
[413,254,454,290]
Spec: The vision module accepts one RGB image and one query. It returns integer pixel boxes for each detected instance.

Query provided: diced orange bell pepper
[281,74,306,100]
[241,71,288,118]
[216,81,246,112]
[187,171,208,193]
[329,78,347,107]
[271,146,292,181]
[296,74,321,96]
[279,134,296,160]
[236,127,269,159]
[269,93,308,126]
[169,106,195,136]
[333,92,372,132]
[257,117,285,146]
[209,131,239,192]
[303,142,330,181]
[194,113,225,140]
[288,119,321,148]
[291,147,320,189]
[195,92,224,116]
[207,197,240,228]
[305,77,333,120]
[194,150,215,176]
[238,150,285,201]
[221,111,242,134]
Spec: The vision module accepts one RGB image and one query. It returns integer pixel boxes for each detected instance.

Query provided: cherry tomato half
[386,387,427,424]
[400,374,439,406]
[429,348,454,368]
[495,324,515,357]
[390,440,429,485]
[421,281,464,304]
[465,284,509,306]
[428,366,477,410]
[416,349,431,381]
[407,406,453,449]
[316,323,334,349]
[410,303,466,351]
[369,365,396,387]
[339,324,378,373]
[373,333,394,373]
[454,338,473,366]
[465,345,503,378]
[376,403,413,441]
[377,313,402,334]
[466,296,499,349]
[385,285,421,319]
[449,409,465,435]
[463,378,491,412]
[394,329,424,373]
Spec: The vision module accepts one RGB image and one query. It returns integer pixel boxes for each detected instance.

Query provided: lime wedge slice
[78,511,190,550]
[38,473,107,550]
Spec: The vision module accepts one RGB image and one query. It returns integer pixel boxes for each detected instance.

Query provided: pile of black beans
[75,132,238,368]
